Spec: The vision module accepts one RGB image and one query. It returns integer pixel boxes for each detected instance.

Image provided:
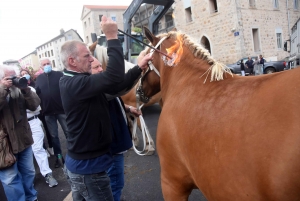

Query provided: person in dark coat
[240,59,245,76]
[59,15,152,201]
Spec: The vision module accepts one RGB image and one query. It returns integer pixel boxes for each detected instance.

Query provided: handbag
[0,124,16,170]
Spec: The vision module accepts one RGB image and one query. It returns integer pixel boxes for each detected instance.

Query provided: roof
[36,29,83,49]
[21,50,37,59]
[3,59,18,64]
[83,5,128,10]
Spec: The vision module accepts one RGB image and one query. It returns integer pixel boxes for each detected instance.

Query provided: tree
[132,27,142,33]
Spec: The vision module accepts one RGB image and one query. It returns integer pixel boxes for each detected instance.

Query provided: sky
[0,0,133,63]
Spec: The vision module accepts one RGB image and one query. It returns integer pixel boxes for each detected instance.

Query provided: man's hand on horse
[137,51,152,70]
[100,16,118,40]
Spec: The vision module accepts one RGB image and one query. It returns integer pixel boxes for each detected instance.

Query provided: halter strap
[147,36,168,77]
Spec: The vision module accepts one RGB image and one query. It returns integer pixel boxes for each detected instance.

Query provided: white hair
[39,57,51,66]
[0,65,17,80]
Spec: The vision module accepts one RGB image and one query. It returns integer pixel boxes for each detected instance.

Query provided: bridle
[137,36,168,103]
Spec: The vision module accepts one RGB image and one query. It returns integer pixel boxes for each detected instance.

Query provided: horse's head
[137,27,183,103]
[138,28,233,103]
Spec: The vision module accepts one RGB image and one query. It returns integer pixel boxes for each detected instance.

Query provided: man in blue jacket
[59,16,152,201]
[91,57,142,201]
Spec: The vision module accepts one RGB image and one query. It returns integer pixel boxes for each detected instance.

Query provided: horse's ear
[144,27,157,44]
[89,40,98,53]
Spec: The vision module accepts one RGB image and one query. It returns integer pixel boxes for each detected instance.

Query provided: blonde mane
[156,31,233,83]
[94,44,134,72]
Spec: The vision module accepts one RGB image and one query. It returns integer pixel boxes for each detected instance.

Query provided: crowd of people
[0,15,152,201]
[240,55,264,76]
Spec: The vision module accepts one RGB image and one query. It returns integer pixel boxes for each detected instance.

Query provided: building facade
[36,29,83,71]
[132,4,175,35]
[173,0,300,64]
[81,5,128,44]
[19,50,39,71]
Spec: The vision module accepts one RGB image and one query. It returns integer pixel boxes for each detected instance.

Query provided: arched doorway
[200,36,211,54]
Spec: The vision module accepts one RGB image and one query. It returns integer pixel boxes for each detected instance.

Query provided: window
[84,21,87,29]
[249,0,255,7]
[185,7,192,22]
[252,28,261,52]
[165,15,174,28]
[52,60,56,67]
[99,15,103,21]
[111,15,116,22]
[67,34,73,40]
[274,0,279,9]
[134,16,139,22]
[86,36,89,43]
[47,51,50,57]
[294,0,299,9]
[276,33,282,48]
[276,28,283,49]
[39,55,41,59]
[51,50,53,56]
[158,22,162,30]
[88,18,91,26]
[209,0,218,13]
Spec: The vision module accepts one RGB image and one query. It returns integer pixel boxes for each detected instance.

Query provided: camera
[9,76,28,88]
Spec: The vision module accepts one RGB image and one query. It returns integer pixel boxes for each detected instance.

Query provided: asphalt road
[0,104,207,201]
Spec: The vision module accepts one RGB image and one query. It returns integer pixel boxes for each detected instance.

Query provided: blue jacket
[108,97,132,154]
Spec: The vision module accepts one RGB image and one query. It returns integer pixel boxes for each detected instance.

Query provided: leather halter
[137,36,168,103]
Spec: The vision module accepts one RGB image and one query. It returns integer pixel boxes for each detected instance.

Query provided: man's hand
[129,106,142,117]
[137,50,152,70]
[100,16,118,40]
[1,77,13,88]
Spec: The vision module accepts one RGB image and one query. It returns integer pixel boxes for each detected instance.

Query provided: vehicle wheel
[264,67,275,74]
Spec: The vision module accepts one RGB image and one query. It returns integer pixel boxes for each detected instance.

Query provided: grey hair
[40,57,51,66]
[60,40,86,68]
[0,65,17,80]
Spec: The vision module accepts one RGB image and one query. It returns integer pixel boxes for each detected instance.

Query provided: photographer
[0,65,40,201]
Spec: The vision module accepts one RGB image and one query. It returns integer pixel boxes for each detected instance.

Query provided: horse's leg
[160,162,194,201]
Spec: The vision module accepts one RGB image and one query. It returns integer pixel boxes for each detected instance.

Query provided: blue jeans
[0,146,37,201]
[106,154,124,201]
[45,114,68,155]
[64,166,113,201]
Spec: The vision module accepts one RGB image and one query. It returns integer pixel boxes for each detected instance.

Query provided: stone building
[173,0,300,64]
[132,4,175,34]
[19,50,39,71]
[36,29,83,71]
[81,5,128,44]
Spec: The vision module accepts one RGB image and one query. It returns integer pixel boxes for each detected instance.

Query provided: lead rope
[131,36,168,155]
[131,91,155,156]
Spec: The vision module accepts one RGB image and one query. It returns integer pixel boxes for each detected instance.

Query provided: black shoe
[55,155,65,168]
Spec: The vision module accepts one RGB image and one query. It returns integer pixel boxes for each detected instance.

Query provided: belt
[28,115,39,121]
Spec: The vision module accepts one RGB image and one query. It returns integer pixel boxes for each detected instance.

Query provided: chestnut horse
[138,27,300,200]
[88,41,161,108]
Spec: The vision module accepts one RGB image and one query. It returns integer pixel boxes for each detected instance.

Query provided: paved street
[0,104,207,201]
